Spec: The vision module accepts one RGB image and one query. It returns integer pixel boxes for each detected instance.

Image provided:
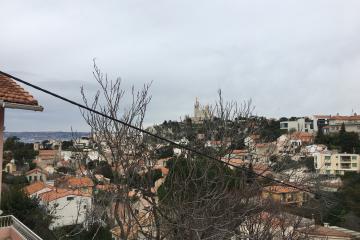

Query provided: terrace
[0,215,42,240]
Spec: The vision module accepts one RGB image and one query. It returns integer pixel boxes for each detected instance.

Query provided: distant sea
[4,132,90,143]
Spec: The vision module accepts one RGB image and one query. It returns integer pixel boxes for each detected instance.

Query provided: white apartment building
[314,153,360,175]
[280,118,314,133]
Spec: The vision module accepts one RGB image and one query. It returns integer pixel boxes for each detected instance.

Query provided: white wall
[47,195,92,229]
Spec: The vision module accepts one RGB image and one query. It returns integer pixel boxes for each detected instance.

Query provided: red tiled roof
[330,115,360,121]
[232,149,248,154]
[0,73,39,106]
[25,168,48,176]
[24,181,53,195]
[38,150,57,157]
[95,184,117,192]
[67,177,94,188]
[39,188,91,202]
[290,132,314,142]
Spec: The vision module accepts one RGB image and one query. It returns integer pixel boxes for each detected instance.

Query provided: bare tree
[80,62,156,240]
[78,64,328,240]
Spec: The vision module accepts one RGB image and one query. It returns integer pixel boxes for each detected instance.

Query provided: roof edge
[0,100,43,112]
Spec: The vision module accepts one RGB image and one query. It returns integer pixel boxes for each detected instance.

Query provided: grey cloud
[1,0,360,131]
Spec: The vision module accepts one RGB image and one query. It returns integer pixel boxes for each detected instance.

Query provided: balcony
[0,215,43,240]
[340,164,351,169]
[340,156,351,162]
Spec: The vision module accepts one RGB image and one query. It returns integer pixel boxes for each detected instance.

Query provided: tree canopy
[4,136,37,166]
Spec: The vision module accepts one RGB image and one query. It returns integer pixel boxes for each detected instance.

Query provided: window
[335,170,340,174]
[352,156,357,160]
[83,205,87,209]
[29,176,32,181]
[34,176,37,181]
[326,170,331,174]
[40,176,43,181]
[324,156,331,161]
[352,163,357,168]
[325,163,331,167]
[67,197,74,201]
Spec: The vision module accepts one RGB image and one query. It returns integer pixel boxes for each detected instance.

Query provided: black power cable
[0,70,325,195]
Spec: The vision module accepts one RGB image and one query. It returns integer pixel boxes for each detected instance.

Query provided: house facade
[35,149,60,168]
[25,168,48,183]
[262,185,309,207]
[314,153,360,175]
[39,189,92,229]
[326,114,360,134]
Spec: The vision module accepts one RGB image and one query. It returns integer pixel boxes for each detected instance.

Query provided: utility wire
[0,70,331,196]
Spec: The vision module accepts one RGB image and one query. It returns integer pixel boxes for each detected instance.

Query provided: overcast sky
[1,0,360,131]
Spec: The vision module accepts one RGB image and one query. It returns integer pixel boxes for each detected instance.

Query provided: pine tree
[340,122,346,134]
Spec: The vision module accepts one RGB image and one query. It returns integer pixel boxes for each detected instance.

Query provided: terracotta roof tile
[330,115,360,121]
[0,73,39,106]
[39,188,92,202]
[38,150,57,157]
[67,177,94,188]
[232,149,248,154]
[25,168,48,176]
[24,181,53,195]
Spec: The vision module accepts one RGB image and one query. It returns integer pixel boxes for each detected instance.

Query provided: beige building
[25,168,48,183]
[314,153,360,175]
[325,114,360,134]
[4,160,16,174]
[262,185,309,207]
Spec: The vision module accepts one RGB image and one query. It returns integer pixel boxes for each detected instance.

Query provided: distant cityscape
[4,132,90,143]
[1,71,360,240]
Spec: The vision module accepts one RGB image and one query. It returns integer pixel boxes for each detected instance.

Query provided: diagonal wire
[0,70,332,197]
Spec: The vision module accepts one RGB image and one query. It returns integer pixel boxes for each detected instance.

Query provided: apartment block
[280,118,314,133]
[325,114,360,134]
[314,153,360,175]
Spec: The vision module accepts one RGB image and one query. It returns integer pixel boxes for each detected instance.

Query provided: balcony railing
[0,215,43,240]
[340,156,351,162]
[340,165,351,169]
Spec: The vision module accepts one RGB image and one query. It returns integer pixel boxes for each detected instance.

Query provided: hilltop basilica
[192,98,211,123]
